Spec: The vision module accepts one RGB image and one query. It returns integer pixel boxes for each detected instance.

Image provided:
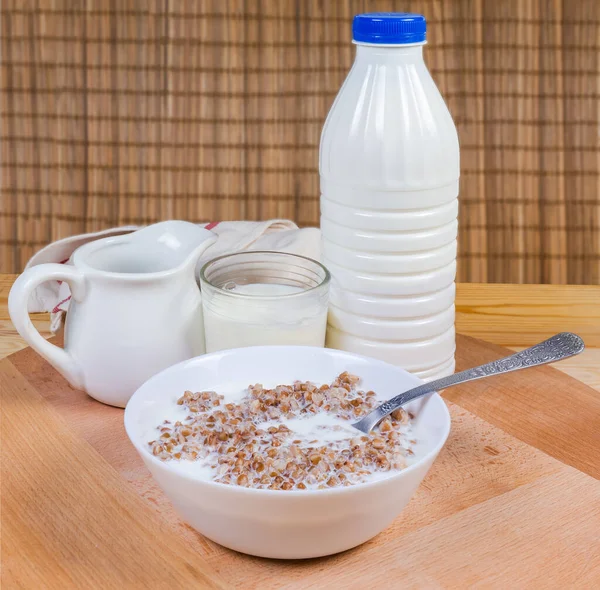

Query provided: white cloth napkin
[25,220,322,332]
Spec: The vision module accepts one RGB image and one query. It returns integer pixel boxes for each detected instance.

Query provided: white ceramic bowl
[124,346,451,559]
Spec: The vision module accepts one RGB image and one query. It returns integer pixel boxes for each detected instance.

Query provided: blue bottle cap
[353,13,426,45]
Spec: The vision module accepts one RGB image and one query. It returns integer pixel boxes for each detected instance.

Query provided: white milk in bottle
[320,13,459,380]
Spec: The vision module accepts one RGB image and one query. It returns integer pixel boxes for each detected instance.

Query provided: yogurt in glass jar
[199,251,330,353]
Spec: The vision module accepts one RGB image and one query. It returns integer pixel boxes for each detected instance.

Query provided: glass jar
[200,251,330,353]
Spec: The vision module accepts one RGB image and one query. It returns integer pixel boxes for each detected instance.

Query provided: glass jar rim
[199,250,331,300]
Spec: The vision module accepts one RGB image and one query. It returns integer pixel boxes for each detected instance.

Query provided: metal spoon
[352,332,585,434]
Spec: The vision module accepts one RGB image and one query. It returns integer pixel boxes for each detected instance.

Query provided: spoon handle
[353,332,585,434]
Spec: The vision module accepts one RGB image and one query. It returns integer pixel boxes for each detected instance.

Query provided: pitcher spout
[142,220,218,272]
[75,220,218,278]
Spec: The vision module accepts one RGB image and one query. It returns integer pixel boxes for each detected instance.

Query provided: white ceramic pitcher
[9,221,217,407]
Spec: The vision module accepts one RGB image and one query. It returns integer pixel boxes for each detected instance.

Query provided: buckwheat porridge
[147,372,416,490]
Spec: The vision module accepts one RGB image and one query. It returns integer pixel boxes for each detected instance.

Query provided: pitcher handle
[8,264,86,390]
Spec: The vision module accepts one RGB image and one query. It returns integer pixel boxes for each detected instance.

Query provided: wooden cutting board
[2,335,599,588]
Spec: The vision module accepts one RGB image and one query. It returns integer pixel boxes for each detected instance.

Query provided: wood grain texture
[2,1,600,284]
[0,360,229,589]
[452,335,600,479]
[456,283,600,347]
[0,274,52,358]
[509,347,600,393]
[291,470,600,589]
[2,333,600,587]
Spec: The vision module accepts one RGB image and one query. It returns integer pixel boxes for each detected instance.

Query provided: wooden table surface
[1,274,599,588]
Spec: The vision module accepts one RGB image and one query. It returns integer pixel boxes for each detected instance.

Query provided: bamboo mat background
[1,0,599,284]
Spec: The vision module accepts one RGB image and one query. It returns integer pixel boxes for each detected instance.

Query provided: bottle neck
[354,42,425,64]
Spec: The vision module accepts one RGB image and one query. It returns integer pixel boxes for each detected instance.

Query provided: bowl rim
[124,345,451,497]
